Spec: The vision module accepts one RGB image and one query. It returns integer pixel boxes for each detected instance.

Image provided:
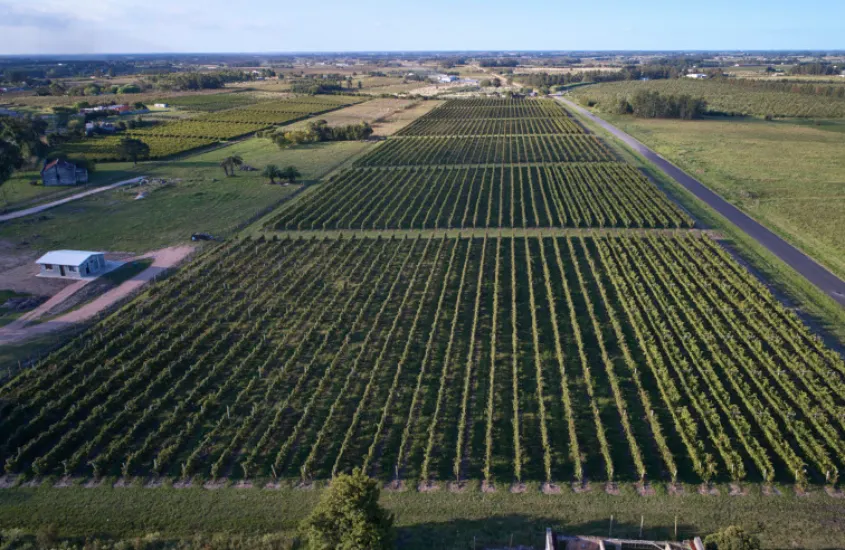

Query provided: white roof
[36,250,103,266]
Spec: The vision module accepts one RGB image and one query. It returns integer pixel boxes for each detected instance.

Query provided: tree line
[268,120,373,148]
[612,90,708,120]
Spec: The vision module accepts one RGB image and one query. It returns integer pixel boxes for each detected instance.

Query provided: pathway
[558,96,845,307]
[0,176,147,223]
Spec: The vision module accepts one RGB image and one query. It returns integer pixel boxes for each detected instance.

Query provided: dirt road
[0,245,194,345]
[558,96,845,307]
[0,176,147,223]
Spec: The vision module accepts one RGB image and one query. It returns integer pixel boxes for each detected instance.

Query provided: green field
[0,139,372,252]
[585,114,845,281]
[1,483,844,549]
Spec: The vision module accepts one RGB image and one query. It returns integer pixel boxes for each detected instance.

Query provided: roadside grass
[0,138,372,253]
[0,484,844,549]
[567,107,845,346]
[593,114,845,282]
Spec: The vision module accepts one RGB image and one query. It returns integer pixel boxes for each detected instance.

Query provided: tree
[262,164,283,184]
[281,166,301,183]
[0,116,49,194]
[704,526,761,550]
[220,155,244,177]
[299,469,393,550]
[116,137,150,165]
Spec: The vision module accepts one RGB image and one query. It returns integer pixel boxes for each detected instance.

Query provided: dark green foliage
[116,137,151,165]
[629,90,707,119]
[704,526,762,550]
[272,120,373,148]
[300,469,394,550]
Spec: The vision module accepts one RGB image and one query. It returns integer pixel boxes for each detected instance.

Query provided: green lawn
[595,114,845,281]
[0,483,843,549]
[0,139,373,253]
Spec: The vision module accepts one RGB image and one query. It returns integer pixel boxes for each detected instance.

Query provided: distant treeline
[789,62,841,76]
[478,58,520,68]
[149,70,270,91]
[518,64,682,88]
[611,90,707,120]
[723,76,845,98]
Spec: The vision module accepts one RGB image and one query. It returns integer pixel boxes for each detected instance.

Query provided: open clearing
[284,98,419,136]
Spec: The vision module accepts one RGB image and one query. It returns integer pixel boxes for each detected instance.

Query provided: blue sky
[0,0,842,55]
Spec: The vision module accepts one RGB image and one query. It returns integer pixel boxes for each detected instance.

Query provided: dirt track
[558,96,845,307]
[0,245,194,345]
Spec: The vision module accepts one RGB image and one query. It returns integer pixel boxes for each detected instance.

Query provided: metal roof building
[35,250,106,279]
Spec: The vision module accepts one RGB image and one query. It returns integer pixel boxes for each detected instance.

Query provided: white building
[685,73,709,79]
[154,103,169,108]
[36,250,106,279]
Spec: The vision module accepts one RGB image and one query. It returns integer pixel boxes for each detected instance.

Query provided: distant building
[36,250,106,279]
[433,74,458,83]
[685,73,709,79]
[154,103,169,108]
[41,159,89,186]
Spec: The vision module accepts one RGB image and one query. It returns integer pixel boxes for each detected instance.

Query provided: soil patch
[173,479,193,489]
[763,484,782,496]
[203,479,227,490]
[668,483,684,495]
[0,475,18,489]
[417,481,440,493]
[698,484,720,496]
[510,483,527,494]
[542,483,561,495]
[637,482,655,496]
[447,481,467,493]
[824,486,844,498]
[481,480,496,493]
[605,482,620,495]
[234,480,253,489]
[729,483,748,496]
[384,480,406,492]
[572,481,591,493]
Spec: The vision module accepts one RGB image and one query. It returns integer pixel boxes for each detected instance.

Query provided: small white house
[685,73,709,79]
[154,103,169,108]
[36,250,106,279]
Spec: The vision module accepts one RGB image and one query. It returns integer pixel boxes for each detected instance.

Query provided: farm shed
[41,159,89,186]
[36,250,106,279]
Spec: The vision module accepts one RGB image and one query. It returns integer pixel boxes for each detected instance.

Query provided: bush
[299,469,394,550]
[704,526,761,550]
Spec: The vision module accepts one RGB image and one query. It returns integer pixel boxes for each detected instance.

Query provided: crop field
[396,116,585,136]
[355,135,614,166]
[269,164,692,230]
[569,79,845,118]
[425,98,571,118]
[161,92,262,112]
[2,234,844,488]
[60,135,217,161]
[59,95,363,160]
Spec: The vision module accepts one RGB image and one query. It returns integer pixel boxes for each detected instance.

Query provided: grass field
[0,167,139,212]
[0,139,372,253]
[589,114,845,281]
[1,484,845,549]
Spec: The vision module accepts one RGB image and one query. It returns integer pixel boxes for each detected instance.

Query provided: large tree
[116,138,150,166]
[262,164,283,184]
[299,469,394,550]
[0,115,49,193]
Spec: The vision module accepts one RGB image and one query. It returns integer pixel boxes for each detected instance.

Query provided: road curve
[0,176,147,223]
[558,96,845,307]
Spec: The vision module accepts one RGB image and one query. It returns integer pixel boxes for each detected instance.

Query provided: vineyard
[355,135,615,166]
[9,96,845,497]
[397,116,585,136]
[269,164,692,230]
[2,234,844,487]
[60,95,363,160]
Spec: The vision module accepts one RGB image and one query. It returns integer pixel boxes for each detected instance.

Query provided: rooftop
[36,250,103,267]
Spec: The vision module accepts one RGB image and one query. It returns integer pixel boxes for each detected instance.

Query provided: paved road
[0,176,147,223]
[558,96,845,307]
[0,246,194,345]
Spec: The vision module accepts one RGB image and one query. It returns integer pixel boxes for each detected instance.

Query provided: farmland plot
[269,164,692,230]
[355,135,614,166]
[2,234,844,488]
